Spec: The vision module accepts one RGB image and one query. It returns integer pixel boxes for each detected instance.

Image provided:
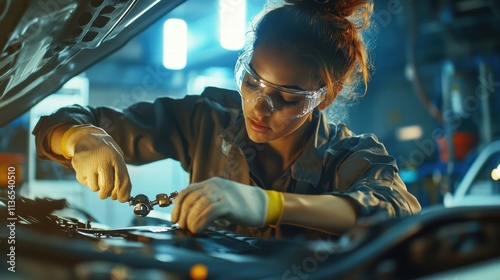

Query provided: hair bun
[286,0,368,17]
[285,0,373,29]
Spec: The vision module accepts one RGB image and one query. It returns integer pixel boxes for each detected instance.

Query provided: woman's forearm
[281,193,359,235]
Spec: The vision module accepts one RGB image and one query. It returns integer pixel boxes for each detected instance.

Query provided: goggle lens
[234,51,326,119]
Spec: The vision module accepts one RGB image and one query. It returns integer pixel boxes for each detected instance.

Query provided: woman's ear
[317,100,330,111]
[317,85,343,110]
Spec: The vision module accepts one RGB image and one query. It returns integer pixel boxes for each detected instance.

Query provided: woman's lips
[248,118,270,133]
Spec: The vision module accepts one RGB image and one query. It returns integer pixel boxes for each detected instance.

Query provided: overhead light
[163,18,187,70]
[396,125,423,141]
[218,0,246,50]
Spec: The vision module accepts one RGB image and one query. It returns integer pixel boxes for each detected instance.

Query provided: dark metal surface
[1,195,499,279]
[0,0,186,126]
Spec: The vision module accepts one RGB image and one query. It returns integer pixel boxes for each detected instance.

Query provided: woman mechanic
[33,0,421,238]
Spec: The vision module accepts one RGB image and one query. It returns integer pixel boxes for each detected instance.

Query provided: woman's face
[242,43,320,144]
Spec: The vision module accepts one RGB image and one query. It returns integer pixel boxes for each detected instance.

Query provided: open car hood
[0,0,185,127]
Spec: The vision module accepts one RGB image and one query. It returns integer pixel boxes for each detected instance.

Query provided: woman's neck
[256,115,315,183]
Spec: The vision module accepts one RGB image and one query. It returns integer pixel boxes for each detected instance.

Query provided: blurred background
[1,0,499,227]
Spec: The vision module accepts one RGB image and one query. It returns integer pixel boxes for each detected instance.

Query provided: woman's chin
[246,129,272,144]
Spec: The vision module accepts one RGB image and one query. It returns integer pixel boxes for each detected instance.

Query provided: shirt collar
[291,110,333,187]
[220,114,246,156]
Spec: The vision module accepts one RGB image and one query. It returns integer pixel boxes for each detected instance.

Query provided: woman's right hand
[59,124,132,202]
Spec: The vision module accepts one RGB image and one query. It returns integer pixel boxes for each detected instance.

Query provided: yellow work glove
[60,124,131,202]
[171,177,284,234]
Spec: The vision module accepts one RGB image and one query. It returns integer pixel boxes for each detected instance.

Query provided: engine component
[128,191,178,217]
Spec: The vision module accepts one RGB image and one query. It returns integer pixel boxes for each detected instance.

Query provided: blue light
[400,169,418,184]
[218,0,246,50]
[163,18,187,70]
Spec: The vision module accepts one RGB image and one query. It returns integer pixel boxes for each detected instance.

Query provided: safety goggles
[234,51,327,120]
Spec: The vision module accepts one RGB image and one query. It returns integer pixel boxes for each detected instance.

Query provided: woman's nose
[253,94,273,116]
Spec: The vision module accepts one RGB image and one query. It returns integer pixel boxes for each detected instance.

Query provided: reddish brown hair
[248,0,374,118]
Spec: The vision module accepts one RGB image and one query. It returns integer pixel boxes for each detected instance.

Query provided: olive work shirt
[33,86,421,239]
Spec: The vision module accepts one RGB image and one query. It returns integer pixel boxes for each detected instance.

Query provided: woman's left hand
[171,177,268,234]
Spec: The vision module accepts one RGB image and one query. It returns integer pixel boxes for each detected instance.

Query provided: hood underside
[0,0,185,127]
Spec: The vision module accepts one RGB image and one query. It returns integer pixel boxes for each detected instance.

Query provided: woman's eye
[243,79,259,90]
[282,99,300,106]
[278,94,301,106]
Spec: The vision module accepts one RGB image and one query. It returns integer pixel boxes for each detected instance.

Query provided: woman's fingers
[188,200,227,234]
[172,182,226,233]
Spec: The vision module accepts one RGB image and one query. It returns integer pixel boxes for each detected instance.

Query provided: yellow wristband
[60,124,94,159]
[263,190,284,227]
